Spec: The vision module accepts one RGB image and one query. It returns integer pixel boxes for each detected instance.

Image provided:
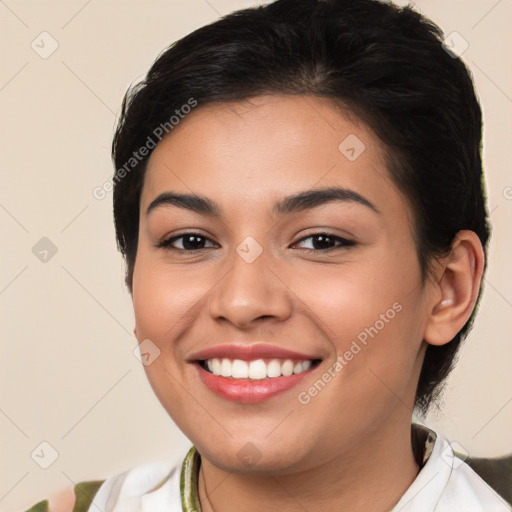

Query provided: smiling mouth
[198,357,323,380]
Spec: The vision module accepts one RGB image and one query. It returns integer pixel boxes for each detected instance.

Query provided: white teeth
[204,358,316,379]
[281,360,294,376]
[248,359,267,380]
[220,358,231,377]
[211,358,221,375]
[266,359,282,378]
[231,359,249,379]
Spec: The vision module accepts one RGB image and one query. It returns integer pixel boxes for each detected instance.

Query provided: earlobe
[423,230,485,347]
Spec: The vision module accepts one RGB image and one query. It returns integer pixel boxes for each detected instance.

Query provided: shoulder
[23,454,186,512]
[23,480,105,512]
[90,458,182,509]
[85,458,184,511]
[443,452,512,511]
[396,424,512,512]
[465,453,512,507]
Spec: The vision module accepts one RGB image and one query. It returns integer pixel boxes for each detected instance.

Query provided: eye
[291,232,355,251]
[156,231,355,253]
[156,233,217,252]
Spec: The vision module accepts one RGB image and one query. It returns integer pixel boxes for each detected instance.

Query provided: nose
[207,247,293,330]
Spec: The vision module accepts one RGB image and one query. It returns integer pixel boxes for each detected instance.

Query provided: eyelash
[155,231,356,253]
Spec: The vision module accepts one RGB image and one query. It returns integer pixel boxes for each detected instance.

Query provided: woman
[28,0,511,510]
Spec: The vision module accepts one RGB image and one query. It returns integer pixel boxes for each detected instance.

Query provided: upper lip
[188,343,321,362]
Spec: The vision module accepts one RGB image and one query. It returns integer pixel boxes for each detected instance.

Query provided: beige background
[1,0,511,509]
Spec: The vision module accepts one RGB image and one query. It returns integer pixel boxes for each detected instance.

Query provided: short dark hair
[111,0,490,414]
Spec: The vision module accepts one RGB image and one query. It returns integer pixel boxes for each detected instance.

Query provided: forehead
[141,94,408,222]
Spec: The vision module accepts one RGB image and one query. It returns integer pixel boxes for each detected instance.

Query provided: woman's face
[132,94,433,473]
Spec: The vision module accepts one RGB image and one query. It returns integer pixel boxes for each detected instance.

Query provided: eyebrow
[146,186,380,217]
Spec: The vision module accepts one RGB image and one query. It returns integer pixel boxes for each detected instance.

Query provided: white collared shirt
[88,427,511,512]
[392,428,510,511]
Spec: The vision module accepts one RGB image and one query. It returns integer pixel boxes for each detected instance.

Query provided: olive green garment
[24,435,512,511]
[23,480,104,512]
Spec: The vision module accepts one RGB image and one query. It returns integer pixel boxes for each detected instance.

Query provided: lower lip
[195,363,316,403]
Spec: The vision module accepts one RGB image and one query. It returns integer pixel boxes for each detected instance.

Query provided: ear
[423,230,485,346]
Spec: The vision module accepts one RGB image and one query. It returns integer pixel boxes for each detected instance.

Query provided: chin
[195,434,311,474]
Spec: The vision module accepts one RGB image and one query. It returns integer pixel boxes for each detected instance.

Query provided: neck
[197,415,419,512]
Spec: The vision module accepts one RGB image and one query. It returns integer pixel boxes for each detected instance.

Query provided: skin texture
[131,94,484,512]
[48,487,75,511]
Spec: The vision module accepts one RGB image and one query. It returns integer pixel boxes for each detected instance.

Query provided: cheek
[297,255,416,342]
[300,247,425,387]
[132,251,204,343]
[131,257,201,421]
